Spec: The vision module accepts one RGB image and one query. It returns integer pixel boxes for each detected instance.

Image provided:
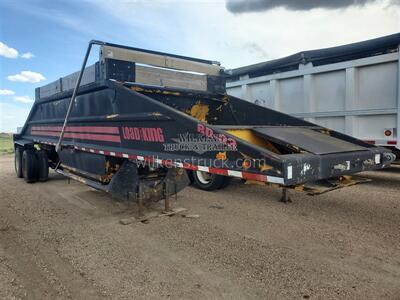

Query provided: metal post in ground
[137,185,144,217]
[164,181,171,212]
[280,187,292,203]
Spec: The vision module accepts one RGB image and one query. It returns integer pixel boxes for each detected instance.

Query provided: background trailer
[227,33,400,158]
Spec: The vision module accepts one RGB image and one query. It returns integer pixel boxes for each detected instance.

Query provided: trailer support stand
[280,188,292,203]
[163,182,171,212]
[137,185,144,217]
[137,196,144,217]
[164,195,171,212]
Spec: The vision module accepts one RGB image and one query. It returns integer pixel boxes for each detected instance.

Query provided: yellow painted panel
[188,103,209,122]
[226,129,279,153]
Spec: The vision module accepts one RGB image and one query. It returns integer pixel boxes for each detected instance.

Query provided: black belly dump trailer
[13,40,395,206]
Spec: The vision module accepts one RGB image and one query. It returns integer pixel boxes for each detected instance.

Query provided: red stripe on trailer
[242,172,268,181]
[208,167,229,176]
[31,130,61,137]
[161,159,174,167]
[183,163,197,170]
[31,131,121,143]
[31,125,119,134]
[387,140,397,145]
[31,126,62,132]
[144,157,154,163]
[67,126,119,134]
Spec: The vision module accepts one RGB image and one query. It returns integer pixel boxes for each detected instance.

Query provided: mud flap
[302,175,371,195]
[108,160,190,201]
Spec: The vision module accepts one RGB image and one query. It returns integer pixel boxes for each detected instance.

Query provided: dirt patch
[0,154,399,299]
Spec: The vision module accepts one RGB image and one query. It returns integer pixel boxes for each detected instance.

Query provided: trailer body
[13,41,395,201]
[227,33,400,156]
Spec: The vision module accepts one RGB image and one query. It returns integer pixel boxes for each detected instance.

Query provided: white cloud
[21,52,35,59]
[0,102,31,133]
[93,0,400,68]
[14,96,34,103]
[0,89,15,95]
[0,41,35,59]
[0,41,19,58]
[7,71,46,83]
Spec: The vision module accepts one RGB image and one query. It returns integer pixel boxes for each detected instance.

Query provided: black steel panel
[206,75,226,93]
[58,148,106,176]
[103,58,135,82]
[253,127,366,154]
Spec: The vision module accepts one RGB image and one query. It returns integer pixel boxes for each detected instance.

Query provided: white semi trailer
[227,33,400,157]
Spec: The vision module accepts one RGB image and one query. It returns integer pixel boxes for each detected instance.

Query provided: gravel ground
[0,154,399,299]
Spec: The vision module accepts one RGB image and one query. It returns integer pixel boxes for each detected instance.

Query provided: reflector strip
[198,166,209,172]
[32,139,285,185]
[227,170,243,178]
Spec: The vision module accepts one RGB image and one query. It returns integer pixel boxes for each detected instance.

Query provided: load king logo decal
[121,126,165,142]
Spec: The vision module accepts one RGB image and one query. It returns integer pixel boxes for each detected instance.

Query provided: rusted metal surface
[280,188,291,203]
[303,175,371,195]
[188,102,210,122]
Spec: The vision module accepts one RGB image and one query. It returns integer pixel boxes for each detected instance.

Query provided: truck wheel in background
[22,149,38,183]
[14,147,23,178]
[36,150,49,182]
[192,170,230,191]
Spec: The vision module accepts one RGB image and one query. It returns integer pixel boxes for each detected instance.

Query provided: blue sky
[0,0,399,132]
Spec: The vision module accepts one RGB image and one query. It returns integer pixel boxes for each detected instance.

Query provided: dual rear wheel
[191,170,231,191]
[15,147,49,183]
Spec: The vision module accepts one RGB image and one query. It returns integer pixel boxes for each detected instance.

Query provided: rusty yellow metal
[226,129,279,153]
[188,102,209,122]
[130,86,181,96]
[294,185,304,192]
[260,164,273,172]
[216,152,227,160]
[244,180,267,186]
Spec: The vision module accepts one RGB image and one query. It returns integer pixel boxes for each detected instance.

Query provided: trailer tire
[15,147,23,178]
[187,170,195,183]
[192,171,229,191]
[36,150,49,182]
[22,149,38,183]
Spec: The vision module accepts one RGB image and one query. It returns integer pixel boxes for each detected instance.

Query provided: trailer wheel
[187,170,194,183]
[36,150,49,182]
[192,171,230,191]
[14,147,23,178]
[22,149,38,183]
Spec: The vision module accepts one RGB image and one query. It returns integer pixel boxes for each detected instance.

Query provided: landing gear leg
[137,185,144,217]
[137,197,144,217]
[280,187,292,203]
[163,182,171,212]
